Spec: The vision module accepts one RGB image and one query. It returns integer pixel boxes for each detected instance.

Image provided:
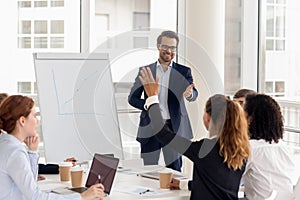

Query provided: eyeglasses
[159,44,177,52]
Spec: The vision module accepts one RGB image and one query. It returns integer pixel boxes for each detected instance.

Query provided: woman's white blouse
[242,139,296,200]
[0,133,81,200]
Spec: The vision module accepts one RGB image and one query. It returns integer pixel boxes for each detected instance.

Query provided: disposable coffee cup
[70,166,84,188]
[59,162,73,182]
[159,169,173,189]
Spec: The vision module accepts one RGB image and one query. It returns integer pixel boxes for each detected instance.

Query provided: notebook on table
[68,153,119,195]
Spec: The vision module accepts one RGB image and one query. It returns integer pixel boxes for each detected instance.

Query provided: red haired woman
[0,95,104,200]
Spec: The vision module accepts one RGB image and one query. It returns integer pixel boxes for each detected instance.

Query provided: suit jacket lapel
[148,62,157,79]
[169,62,177,97]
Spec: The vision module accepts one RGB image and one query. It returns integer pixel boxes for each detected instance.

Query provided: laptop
[69,153,119,195]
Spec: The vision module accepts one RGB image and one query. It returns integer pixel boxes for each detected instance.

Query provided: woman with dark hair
[233,88,256,107]
[242,94,295,200]
[139,67,250,200]
[0,95,105,200]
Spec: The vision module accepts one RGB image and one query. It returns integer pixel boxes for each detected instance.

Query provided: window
[265,81,274,93]
[51,20,64,34]
[19,20,31,34]
[261,0,300,97]
[18,82,31,94]
[275,81,285,93]
[34,20,47,34]
[34,0,48,8]
[133,12,150,30]
[18,37,31,48]
[17,81,39,95]
[34,82,38,93]
[265,81,285,97]
[50,37,64,48]
[34,37,47,48]
[18,1,31,8]
[51,0,64,7]
[266,0,286,51]
[17,20,66,49]
[224,0,243,94]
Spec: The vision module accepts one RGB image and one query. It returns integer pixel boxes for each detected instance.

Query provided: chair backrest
[294,177,300,200]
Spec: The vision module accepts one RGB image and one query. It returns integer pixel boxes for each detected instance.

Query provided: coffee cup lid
[70,166,84,172]
[59,161,73,167]
[159,168,172,174]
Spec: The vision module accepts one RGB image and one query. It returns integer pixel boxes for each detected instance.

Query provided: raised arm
[128,68,147,110]
[139,67,202,162]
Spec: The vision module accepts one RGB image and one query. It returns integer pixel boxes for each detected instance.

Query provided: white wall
[150,0,177,31]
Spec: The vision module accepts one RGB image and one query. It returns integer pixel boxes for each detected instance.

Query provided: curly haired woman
[242,94,296,200]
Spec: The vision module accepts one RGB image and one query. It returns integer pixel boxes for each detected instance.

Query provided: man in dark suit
[128,30,198,171]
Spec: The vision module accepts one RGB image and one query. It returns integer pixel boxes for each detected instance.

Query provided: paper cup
[59,162,73,182]
[70,166,84,188]
[159,169,173,189]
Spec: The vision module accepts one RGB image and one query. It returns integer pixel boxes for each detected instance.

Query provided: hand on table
[168,178,180,190]
[37,175,46,181]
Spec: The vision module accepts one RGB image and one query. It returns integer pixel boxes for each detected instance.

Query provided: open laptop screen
[85,153,119,194]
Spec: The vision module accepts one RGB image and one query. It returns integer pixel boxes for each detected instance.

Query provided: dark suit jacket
[148,103,245,200]
[128,61,198,144]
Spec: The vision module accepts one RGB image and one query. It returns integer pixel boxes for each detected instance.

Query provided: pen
[139,189,151,195]
[98,175,101,184]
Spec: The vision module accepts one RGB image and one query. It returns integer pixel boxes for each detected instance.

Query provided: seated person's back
[242,94,296,200]
[189,138,246,199]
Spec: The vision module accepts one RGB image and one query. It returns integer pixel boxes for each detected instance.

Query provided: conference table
[38,165,191,200]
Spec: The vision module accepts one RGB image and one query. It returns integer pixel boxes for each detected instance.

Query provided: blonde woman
[139,67,250,200]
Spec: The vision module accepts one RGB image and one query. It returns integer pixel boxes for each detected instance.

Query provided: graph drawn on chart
[51,68,105,116]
